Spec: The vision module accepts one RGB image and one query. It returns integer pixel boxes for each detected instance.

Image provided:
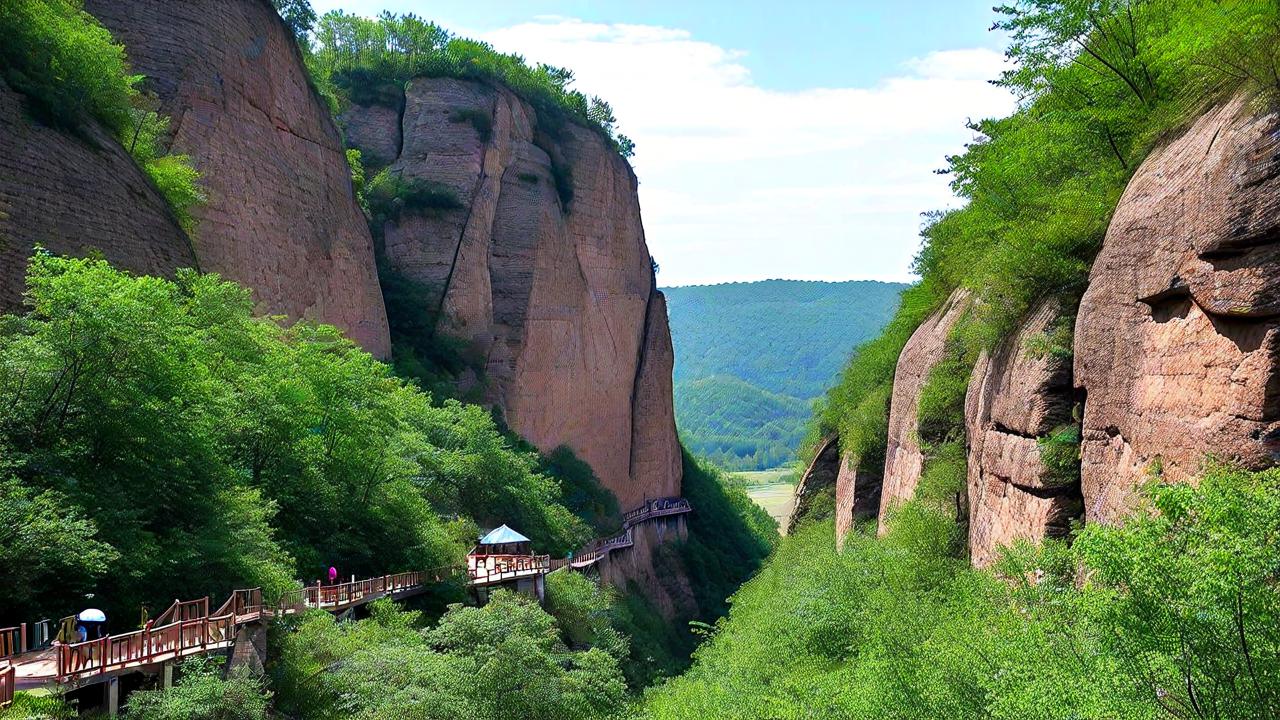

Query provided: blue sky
[311,1,1018,286]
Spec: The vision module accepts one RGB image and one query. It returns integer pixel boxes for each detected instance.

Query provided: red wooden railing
[0,660,13,708]
[0,626,22,659]
[467,554,550,585]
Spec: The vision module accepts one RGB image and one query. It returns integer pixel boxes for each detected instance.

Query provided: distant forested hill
[663,280,905,470]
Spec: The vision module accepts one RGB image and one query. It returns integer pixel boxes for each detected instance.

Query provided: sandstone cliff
[0,78,196,309]
[1075,94,1280,523]
[84,0,390,357]
[342,77,682,509]
[965,299,1081,568]
[877,288,971,530]
[836,95,1280,565]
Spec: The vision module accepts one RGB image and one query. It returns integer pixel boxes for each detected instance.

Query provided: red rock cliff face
[83,0,390,357]
[1075,95,1280,523]
[877,288,971,531]
[343,77,681,508]
[0,78,197,308]
[965,299,1082,568]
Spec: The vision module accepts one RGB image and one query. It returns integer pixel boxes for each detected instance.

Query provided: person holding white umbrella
[77,608,107,659]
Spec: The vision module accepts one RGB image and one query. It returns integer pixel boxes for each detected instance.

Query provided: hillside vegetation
[665,280,903,470]
[0,0,203,233]
[642,465,1280,719]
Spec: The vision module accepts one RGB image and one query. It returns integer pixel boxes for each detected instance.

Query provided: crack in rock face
[966,299,1082,568]
[1075,95,1280,525]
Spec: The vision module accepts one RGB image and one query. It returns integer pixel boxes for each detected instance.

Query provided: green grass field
[734,468,797,531]
[733,468,797,486]
[743,482,795,531]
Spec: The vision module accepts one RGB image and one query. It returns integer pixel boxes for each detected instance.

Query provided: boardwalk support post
[162,662,173,689]
[105,676,119,717]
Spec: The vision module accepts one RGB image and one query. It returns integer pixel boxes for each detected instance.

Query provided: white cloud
[471,19,1016,286]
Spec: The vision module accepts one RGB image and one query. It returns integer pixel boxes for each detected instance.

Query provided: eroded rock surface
[965,299,1082,568]
[85,0,390,357]
[1075,95,1280,524]
[0,78,196,309]
[878,288,971,529]
[787,436,839,534]
[834,450,883,550]
[344,77,680,508]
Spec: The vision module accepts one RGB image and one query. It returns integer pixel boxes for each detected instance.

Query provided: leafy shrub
[915,349,973,448]
[273,595,629,720]
[642,464,1280,719]
[544,571,629,659]
[124,657,268,720]
[540,446,623,536]
[365,168,463,222]
[346,147,367,212]
[915,439,967,503]
[0,253,589,621]
[1037,423,1081,487]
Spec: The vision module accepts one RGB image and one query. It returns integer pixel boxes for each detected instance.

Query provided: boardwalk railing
[1,660,13,708]
[468,554,550,585]
[0,627,21,659]
[56,611,237,682]
[622,497,691,528]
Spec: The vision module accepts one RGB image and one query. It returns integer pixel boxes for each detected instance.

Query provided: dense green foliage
[0,255,592,623]
[674,375,810,471]
[124,658,269,720]
[642,465,1280,719]
[0,0,204,233]
[677,451,778,625]
[271,596,629,720]
[306,10,634,157]
[664,280,903,470]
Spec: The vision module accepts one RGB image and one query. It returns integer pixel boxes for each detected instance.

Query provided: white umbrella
[78,609,106,623]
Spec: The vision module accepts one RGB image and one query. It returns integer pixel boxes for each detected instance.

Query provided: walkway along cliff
[795,93,1280,562]
[0,496,692,714]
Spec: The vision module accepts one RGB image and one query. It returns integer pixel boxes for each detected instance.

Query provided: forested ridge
[665,280,903,471]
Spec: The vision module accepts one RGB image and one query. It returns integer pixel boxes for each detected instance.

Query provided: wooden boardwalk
[0,496,692,709]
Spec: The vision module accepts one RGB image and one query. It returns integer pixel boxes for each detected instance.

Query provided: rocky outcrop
[0,79,198,309]
[597,514,694,620]
[1075,95,1280,524]
[787,436,839,534]
[84,0,390,357]
[878,288,971,530]
[965,299,1082,568]
[344,77,681,508]
[834,450,883,550]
